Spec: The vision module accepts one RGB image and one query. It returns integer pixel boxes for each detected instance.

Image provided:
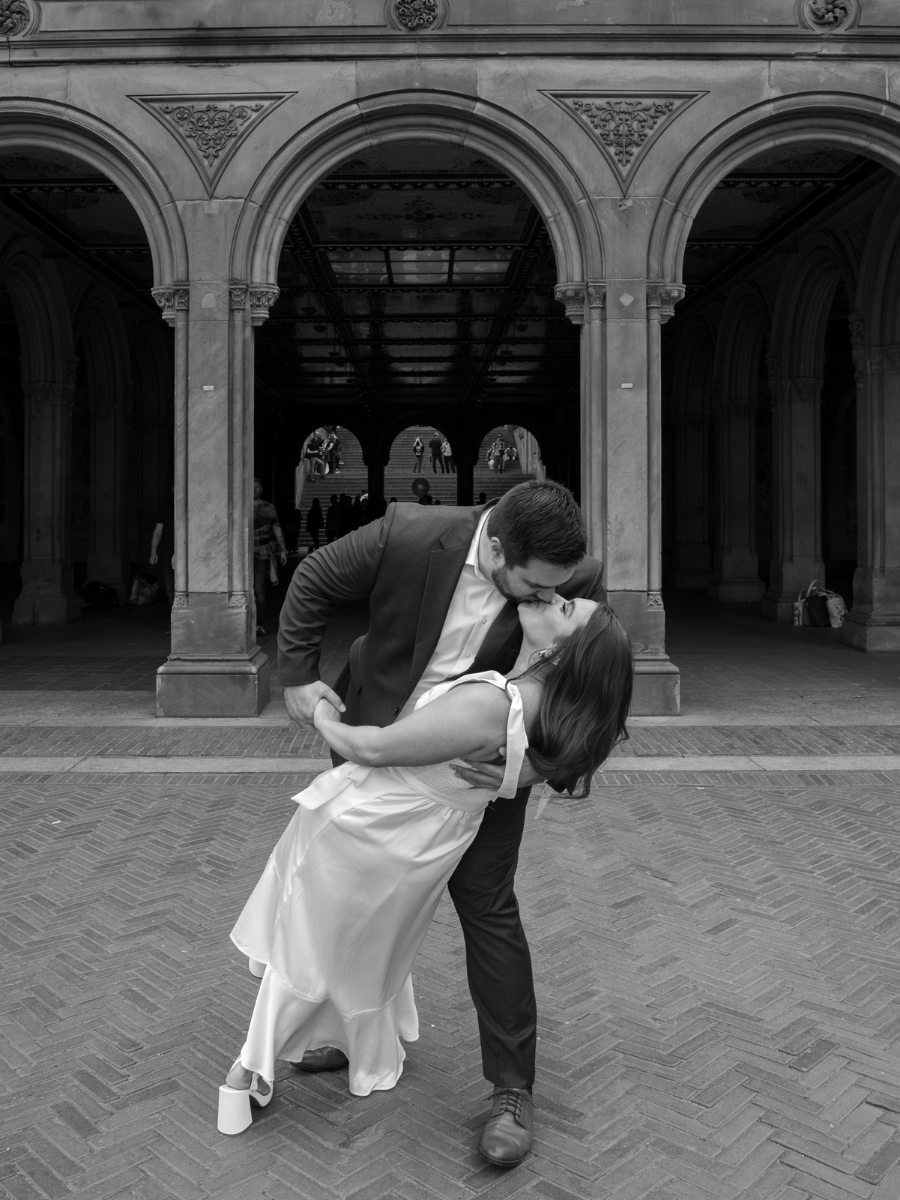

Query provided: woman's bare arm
[313,681,510,769]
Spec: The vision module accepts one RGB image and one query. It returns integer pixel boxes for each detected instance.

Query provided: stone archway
[651,91,900,651]
[0,102,187,632]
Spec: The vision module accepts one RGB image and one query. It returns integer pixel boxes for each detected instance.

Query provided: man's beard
[490,563,521,604]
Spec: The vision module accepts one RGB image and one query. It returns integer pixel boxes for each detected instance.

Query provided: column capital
[868,344,900,375]
[553,282,586,325]
[152,285,190,325]
[586,281,606,310]
[646,283,685,324]
[248,286,280,326]
[229,284,248,310]
[786,376,823,405]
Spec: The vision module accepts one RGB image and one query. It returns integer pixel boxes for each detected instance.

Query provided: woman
[412,435,425,473]
[303,498,323,552]
[218,598,632,1130]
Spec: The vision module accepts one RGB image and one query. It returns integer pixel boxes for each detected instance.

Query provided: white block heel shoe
[217,1060,273,1135]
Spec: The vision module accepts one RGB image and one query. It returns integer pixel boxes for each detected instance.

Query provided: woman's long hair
[518,604,633,798]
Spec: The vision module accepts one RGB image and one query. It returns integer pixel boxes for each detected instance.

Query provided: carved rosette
[0,0,38,37]
[152,286,190,325]
[796,0,858,32]
[647,283,685,324]
[249,287,279,326]
[172,593,189,609]
[553,283,587,325]
[132,94,293,194]
[543,92,705,191]
[385,0,446,31]
[228,593,248,610]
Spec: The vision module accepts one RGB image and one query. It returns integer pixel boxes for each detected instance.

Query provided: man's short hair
[487,480,586,569]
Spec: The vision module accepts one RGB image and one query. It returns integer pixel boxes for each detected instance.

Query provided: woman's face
[518,594,596,649]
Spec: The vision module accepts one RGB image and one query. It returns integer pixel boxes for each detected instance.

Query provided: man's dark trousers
[448,790,535,1089]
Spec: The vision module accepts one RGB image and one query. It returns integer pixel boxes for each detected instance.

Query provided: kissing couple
[219,480,633,1167]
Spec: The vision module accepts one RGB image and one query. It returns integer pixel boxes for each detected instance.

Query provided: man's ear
[488,535,505,567]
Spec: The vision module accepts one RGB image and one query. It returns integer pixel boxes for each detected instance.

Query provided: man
[252,478,287,636]
[441,436,455,474]
[429,431,445,473]
[278,480,605,1167]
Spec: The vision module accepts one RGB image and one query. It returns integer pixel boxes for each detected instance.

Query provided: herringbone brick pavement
[5,771,900,1198]
[3,727,900,761]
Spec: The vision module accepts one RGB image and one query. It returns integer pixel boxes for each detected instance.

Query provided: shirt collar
[466,507,494,584]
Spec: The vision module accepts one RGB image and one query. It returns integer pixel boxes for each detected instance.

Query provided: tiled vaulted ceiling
[256,141,579,410]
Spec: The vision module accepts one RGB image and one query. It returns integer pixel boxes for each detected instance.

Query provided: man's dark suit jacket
[278,501,606,729]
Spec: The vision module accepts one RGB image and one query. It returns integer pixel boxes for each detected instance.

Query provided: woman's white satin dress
[229,671,529,1097]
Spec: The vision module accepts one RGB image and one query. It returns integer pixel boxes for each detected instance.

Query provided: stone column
[87,386,127,601]
[761,366,825,622]
[13,366,82,625]
[707,391,764,602]
[841,336,900,650]
[154,281,275,717]
[559,278,682,715]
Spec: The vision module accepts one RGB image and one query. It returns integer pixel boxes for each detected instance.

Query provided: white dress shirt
[398,507,508,718]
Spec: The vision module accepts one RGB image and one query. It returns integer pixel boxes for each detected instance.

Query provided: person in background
[413,435,425,473]
[496,436,507,474]
[429,431,445,473]
[478,491,488,505]
[304,432,325,482]
[149,488,175,608]
[327,432,342,476]
[441,437,455,474]
[305,498,323,552]
[338,494,355,537]
[325,494,341,543]
[252,478,287,636]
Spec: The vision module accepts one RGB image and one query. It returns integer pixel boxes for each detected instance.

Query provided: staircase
[385,426,458,506]
[473,425,534,502]
[295,428,369,552]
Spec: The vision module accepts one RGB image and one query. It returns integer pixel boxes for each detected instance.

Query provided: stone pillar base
[761,590,797,623]
[13,583,82,625]
[707,577,765,603]
[840,612,900,652]
[156,649,271,717]
[632,655,681,716]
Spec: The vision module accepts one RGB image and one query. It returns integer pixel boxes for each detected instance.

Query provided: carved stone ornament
[0,0,38,37]
[647,593,664,610]
[542,92,706,191]
[132,94,294,194]
[229,286,248,311]
[228,593,248,610]
[797,0,859,33]
[586,283,607,310]
[868,345,900,375]
[249,287,280,326]
[152,286,189,325]
[385,0,447,31]
[788,377,824,405]
[646,283,686,324]
[553,283,586,325]
[172,593,189,609]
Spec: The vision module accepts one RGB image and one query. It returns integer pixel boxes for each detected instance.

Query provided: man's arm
[278,503,397,697]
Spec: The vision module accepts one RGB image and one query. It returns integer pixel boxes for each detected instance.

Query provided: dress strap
[497,682,528,800]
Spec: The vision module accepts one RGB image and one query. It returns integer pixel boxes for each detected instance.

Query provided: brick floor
[5,772,900,1198]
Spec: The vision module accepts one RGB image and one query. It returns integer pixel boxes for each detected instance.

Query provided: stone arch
[0,237,73,387]
[649,92,900,286]
[233,89,600,292]
[714,281,770,398]
[0,99,188,287]
[377,410,469,469]
[770,233,856,380]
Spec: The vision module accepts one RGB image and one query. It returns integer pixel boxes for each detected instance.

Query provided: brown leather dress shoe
[293,1046,349,1072]
[478,1087,534,1167]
